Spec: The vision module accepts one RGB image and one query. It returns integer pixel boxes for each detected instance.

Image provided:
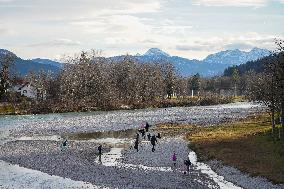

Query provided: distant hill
[0,47,271,77]
[31,58,63,68]
[0,49,61,76]
[204,48,270,65]
[223,54,276,77]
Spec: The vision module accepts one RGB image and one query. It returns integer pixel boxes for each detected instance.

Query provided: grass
[154,123,195,137]
[186,113,284,184]
[0,104,15,114]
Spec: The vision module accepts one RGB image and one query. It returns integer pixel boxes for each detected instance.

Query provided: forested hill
[223,54,277,77]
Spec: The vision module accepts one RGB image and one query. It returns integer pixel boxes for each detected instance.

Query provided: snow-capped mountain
[204,47,270,65]
[144,48,170,57]
[0,47,270,77]
[128,47,270,76]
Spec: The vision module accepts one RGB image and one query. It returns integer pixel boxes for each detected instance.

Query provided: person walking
[184,158,191,173]
[172,152,177,168]
[134,138,139,152]
[98,144,102,162]
[145,122,150,132]
[141,129,146,139]
[150,135,157,152]
[147,133,151,141]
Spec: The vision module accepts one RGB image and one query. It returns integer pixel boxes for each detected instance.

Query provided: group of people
[172,152,192,174]
[60,121,192,174]
[134,122,161,152]
[134,122,192,174]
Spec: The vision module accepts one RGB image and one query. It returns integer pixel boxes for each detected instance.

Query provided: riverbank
[0,102,268,188]
[185,113,284,185]
[0,137,219,189]
[0,96,234,115]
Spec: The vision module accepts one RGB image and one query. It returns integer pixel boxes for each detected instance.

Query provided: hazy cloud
[26,39,81,47]
[0,0,283,59]
[192,0,268,7]
[175,33,280,54]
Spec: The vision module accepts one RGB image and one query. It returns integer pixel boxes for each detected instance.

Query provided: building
[12,82,46,100]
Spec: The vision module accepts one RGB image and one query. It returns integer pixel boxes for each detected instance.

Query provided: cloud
[192,0,268,7]
[224,43,255,50]
[0,27,16,35]
[26,39,81,47]
[0,0,14,2]
[175,33,281,54]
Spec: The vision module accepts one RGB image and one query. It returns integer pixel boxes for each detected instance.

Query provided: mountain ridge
[0,47,270,77]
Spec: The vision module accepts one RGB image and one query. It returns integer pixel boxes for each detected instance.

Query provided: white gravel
[207,160,284,189]
[0,138,220,189]
[0,160,103,189]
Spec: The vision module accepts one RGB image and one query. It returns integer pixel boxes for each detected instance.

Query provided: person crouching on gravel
[150,135,157,152]
[61,139,68,152]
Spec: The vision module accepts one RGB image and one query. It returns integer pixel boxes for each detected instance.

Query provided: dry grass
[154,123,195,137]
[186,114,284,184]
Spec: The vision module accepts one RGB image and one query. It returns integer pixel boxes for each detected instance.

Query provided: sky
[0,0,284,60]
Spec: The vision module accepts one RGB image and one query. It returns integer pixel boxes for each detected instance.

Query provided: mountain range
[0,47,270,77]
[110,47,270,76]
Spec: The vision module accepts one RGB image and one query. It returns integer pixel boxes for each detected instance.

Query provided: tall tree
[189,73,200,97]
[0,53,16,100]
[232,68,240,97]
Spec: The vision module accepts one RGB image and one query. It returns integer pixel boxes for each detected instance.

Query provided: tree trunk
[272,105,276,136]
[281,100,284,134]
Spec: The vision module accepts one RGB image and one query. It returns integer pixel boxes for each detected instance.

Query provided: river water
[0,102,264,140]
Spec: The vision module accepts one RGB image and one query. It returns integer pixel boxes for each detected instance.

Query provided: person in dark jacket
[98,144,102,162]
[147,133,151,141]
[141,129,146,139]
[145,122,150,132]
[150,135,157,152]
[184,158,191,173]
[134,139,139,152]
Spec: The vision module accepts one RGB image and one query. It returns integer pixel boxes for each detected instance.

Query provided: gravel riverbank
[0,138,219,189]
